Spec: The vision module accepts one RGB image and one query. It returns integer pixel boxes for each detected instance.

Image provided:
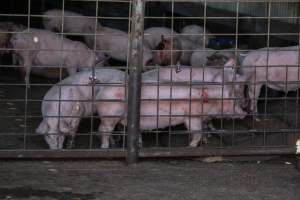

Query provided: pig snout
[44,133,65,150]
[36,120,65,149]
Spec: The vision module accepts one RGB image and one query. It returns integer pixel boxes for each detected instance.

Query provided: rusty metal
[0,150,126,159]
[0,147,295,159]
[126,0,145,164]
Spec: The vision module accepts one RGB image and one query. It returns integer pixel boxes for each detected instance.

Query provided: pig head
[36,87,85,149]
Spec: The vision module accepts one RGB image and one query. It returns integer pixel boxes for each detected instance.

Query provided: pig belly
[260,66,300,92]
[35,50,66,66]
[139,101,187,130]
[140,116,185,130]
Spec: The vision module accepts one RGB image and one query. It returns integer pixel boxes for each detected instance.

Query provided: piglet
[36,68,125,149]
[11,28,106,85]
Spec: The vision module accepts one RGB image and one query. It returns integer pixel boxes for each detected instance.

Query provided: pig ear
[36,119,49,135]
[95,51,109,64]
[59,102,82,133]
[224,58,236,68]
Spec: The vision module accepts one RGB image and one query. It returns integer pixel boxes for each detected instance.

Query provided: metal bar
[0,150,126,159]
[139,147,296,157]
[144,0,300,2]
[126,0,145,164]
[0,147,295,159]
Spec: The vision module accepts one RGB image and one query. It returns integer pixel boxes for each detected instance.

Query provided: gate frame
[0,0,299,162]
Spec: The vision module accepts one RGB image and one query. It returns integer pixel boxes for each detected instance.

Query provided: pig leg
[248,83,262,114]
[185,118,205,147]
[65,134,76,149]
[18,51,33,87]
[248,83,262,121]
[99,117,120,149]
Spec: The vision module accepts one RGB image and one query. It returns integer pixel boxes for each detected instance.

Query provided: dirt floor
[0,159,299,200]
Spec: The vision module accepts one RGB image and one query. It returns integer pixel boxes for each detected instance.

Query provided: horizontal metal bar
[0,129,299,136]
[144,16,300,19]
[1,13,299,20]
[139,147,296,157]
[0,147,295,159]
[0,150,126,159]
[144,0,300,3]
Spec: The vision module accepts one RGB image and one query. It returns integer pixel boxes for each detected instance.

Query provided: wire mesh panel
[0,0,299,160]
[0,0,133,157]
[139,0,299,157]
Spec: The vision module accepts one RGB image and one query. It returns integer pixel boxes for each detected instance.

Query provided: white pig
[11,28,106,84]
[43,9,95,33]
[236,46,300,113]
[179,25,212,65]
[143,27,182,66]
[144,27,177,50]
[180,25,211,47]
[190,48,243,68]
[96,68,246,148]
[36,69,125,149]
[153,25,212,65]
[84,24,153,67]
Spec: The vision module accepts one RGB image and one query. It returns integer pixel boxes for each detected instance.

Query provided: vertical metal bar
[88,0,99,150]
[126,0,144,164]
[124,0,133,150]
[263,1,272,146]
[23,0,31,149]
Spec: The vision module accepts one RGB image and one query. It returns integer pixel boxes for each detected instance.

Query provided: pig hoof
[189,141,199,147]
[66,140,74,149]
[101,144,109,149]
[138,141,143,148]
[254,117,261,122]
[201,137,209,144]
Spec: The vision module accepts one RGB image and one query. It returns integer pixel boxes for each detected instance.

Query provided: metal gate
[0,0,299,163]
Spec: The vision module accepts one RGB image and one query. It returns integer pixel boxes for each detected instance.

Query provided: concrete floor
[0,159,299,200]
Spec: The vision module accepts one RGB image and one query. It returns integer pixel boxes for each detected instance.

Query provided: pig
[36,68,125,149]
[190,48,244,68]
[179,25,212,65]
[43,9,95,33]
[190,48,216,67]
[11,28,106,84]
[180,25,211,47]
[144,27,177,50]
[146,65,248,110]
[144,27,181,66]
[84,24,153,67]
[153,25,212,65]
[143,65,249,129]
[0,22,26,56]
[96,68,247,148]
[235,46,300,113]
